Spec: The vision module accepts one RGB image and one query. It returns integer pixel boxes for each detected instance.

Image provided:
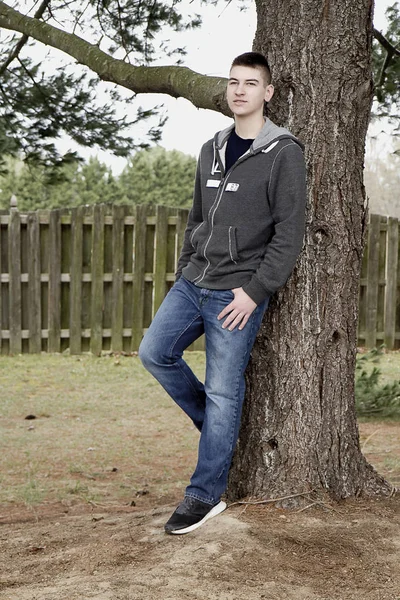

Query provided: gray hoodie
[176,118,307,304]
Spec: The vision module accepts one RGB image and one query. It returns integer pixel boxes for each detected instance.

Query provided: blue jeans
[138,276,268,506]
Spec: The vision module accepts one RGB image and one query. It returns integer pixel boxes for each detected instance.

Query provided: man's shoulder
[254,119,305,154]
[259,137,305,163]
[200,138,215,151]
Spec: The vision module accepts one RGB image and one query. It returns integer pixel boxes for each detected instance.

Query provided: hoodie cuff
[243,277,271,305]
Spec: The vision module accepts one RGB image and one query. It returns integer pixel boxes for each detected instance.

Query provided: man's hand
[217,287,257,331]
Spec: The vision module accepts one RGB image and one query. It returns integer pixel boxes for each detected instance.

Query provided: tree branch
[378,51,391,90]
[0,1,229,114]
[373,27,400,57]
[0,0,51,76]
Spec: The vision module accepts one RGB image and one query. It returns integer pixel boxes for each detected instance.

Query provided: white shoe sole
[170,501,227,535]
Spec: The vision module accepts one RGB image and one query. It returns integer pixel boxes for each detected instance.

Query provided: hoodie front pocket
[202,224,239,271]
[190,222,205,250]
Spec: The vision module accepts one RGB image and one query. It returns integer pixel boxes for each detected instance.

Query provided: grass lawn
[0,350,399,512]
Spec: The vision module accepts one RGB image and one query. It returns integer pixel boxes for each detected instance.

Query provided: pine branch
[373,27,400,57]
[378,51,391,89]
[0,1,229,114]
[0,0,51,76]
[373,28,400,94]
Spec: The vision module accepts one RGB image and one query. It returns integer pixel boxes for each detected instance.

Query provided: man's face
[227,65,274,118]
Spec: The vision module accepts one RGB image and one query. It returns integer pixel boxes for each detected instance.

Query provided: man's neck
[234,114,265,140]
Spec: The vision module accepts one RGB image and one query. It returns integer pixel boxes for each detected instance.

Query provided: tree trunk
[228,0,393,503]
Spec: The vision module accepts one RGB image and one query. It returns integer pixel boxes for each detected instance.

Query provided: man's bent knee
[138,335,156,370]
[138,334,171,371]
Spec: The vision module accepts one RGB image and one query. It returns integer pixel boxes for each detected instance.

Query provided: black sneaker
[164,496,227,535]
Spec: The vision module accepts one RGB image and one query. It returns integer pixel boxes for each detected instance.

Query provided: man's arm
[218,141,306,331]
[242,141,307,304]
[175,157,203,281]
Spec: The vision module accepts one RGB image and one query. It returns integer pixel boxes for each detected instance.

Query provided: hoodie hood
[215,118,304,153]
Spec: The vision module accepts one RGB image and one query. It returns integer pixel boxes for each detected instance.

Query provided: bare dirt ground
[1,354,400,599]
[0,494,399,600]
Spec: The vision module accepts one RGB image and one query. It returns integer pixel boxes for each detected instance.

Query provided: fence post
[90,204,105,355]
[8,197,22,354]
[384,217,399,350]
[0,210,2,353]
[153,205,169,317]
[365,214,381,348]
[111,204,125,351]
[131,204,147,351]
[48,210,61,352]
[27,212,42,353]
[70,206,84,355]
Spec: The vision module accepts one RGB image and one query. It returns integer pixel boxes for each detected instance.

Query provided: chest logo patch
[206,179,220,188]
[226,183,240,192]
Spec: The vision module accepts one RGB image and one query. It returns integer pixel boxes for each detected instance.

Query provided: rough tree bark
[0,0,394,502]
[228,0,393,503]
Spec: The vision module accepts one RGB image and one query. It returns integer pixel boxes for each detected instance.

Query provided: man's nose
[235,84,245,95]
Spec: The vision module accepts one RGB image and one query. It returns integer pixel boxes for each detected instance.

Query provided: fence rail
[0,206,399,354]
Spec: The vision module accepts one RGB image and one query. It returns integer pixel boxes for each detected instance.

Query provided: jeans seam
[185,492,214,506]
[209,307,260,500]
[167,312,204,405]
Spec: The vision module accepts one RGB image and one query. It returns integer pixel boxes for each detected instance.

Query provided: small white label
[206,179,220,188]
[226,183,240,192]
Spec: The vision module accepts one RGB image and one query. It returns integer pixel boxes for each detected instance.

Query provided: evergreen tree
[0,0,201,168]
[372,2,400,124]
[0,155,120,210]
[119,147,196,207]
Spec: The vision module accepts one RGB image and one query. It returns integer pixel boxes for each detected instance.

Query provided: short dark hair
[231,52,271,85]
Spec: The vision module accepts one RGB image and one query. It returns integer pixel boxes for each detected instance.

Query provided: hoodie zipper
[193,147,253,285]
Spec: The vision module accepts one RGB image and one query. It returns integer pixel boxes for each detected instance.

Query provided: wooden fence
[358,214,399,349]
[0,204,193,355]
[0,205,399,354]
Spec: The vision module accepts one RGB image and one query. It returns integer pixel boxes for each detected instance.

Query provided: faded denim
[139,276,268,506]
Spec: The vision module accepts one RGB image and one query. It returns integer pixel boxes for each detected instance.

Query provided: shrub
[355,347,400,418]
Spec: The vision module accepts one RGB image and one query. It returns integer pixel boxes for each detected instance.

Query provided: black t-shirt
[225,129,254,172]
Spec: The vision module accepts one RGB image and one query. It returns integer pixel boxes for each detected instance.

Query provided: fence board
[27,212,41,353]
[8,209,22,354]
[90,204,105,355]
[365,214,381,348]
[48,210,61,352]
[0,220,2,351]
[131,204,147,351]
[385,217,399,349]
[153,205,169,316]
[175,209,188,273]
[70,207,84,354]
[111,204,125,351]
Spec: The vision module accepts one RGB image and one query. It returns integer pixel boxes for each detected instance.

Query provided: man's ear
[265,84,274,102]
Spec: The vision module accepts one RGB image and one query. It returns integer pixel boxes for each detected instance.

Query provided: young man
[139,52,306,534]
